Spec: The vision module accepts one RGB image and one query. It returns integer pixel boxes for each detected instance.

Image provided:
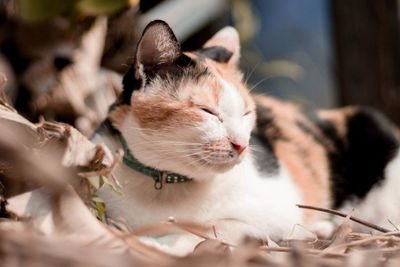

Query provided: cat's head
[110,20,255,180]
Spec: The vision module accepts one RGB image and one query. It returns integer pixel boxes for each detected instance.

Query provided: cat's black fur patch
[296,119,330,147]
[250,134,280,175]
[95,118,120,137]
[255,104,284,142]
[118,65,142,106]
[253,104,280,174]
[196,46,233,63]
[116,54,198,108]
[144,53,196,81]
[315,107,399,208]
[53,56,72,71]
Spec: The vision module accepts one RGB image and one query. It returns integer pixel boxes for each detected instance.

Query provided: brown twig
[323,235,400,253]
[387,219,399,231]
[260,246,346,258]
[296,204,391,233]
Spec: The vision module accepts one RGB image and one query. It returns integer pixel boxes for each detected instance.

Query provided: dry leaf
[20,17,122,136]
[193,239,230,256]
[0,54,17,102]
[323,212,353,254]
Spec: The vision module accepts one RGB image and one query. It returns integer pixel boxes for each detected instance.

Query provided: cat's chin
[210,163,238,173]
[195,156,244,173]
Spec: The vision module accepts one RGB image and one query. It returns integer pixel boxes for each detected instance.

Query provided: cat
[93,20,400,254]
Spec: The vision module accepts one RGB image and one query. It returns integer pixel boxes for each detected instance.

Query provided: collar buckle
[154,171,167,190]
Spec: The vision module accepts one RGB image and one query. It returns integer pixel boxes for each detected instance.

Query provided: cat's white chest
[98,156,304,242]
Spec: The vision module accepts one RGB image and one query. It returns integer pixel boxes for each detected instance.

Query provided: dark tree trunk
[332,0,400,125]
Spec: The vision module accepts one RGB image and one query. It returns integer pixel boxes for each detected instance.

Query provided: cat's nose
[231,142,247,154]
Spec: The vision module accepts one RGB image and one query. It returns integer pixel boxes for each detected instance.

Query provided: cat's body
[93,20,400,254]
[254,98,400,230]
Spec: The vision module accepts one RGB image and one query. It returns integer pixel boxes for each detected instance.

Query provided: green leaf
[86,176,101,190]
[95,200,106,221]
[101,176,123,196]
[17,0,76,22]
[90,195,105,203]
[76,0,129,15]
[90,194,106,220]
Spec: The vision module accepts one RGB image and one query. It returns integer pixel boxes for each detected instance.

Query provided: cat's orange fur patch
[131,94,204,129]
[256,96,332,220]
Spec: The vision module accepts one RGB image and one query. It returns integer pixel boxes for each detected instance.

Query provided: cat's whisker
[186,151,210,158]
[189,150,234,166]
[131,154,192,163]
[195,159,210,170]
[131,143,203,149]
[140,147,202,152]
[248,77,271,93]
[244,63,260,85]
[131,148,207,161]
[128,140,204,146]
[131,147,202,155]
[186,151,213,165]
[128,136,203,143]
[187,157,210,168]
[131,148,203,155]
[131,142,203,148]
[248,145,264,153]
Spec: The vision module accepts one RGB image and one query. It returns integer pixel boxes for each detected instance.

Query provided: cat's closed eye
[200,107,217,116]
[200,107,223,122]
[243,110,253,116]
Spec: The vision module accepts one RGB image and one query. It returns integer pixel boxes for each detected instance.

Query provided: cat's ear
[120,20,192,106]
[134,20,182,80]
[202,26,240,66]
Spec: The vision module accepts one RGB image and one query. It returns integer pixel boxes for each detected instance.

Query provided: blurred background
[0,0,399,135]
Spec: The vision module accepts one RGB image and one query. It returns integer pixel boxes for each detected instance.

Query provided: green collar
[120,136,193,190]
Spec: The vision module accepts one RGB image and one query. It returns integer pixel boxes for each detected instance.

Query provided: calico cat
[93,20,400,254]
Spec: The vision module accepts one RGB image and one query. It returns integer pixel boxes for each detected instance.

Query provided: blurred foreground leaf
[91,194,106,220]
[102,175,123,196]
[17,0,131,22]
[77,0,129,15]
[17,0,76,22]
[87,175,101,190]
